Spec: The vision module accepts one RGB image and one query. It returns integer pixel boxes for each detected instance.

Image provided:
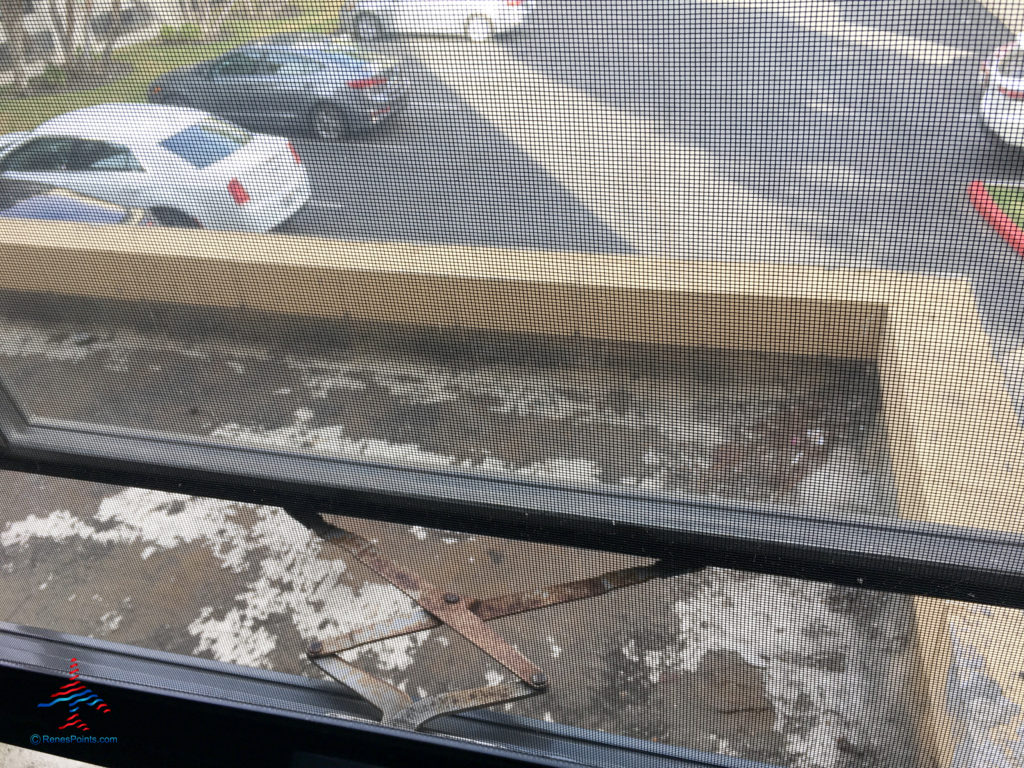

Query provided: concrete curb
[969,179,1024,258]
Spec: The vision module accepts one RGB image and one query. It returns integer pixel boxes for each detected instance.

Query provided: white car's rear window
[159,119,253,169]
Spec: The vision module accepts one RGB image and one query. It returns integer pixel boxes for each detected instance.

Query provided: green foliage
[0,1,333,132]
[158,23,204,45]
[988,185,1024,231]
[37,63,68,87]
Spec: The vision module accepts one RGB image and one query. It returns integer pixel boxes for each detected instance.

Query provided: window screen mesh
[0,1,1022,767]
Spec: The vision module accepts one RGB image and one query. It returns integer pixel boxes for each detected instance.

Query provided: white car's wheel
[151,207,201,228]
[465,15,494,43]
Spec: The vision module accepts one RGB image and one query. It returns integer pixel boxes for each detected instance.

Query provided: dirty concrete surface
[0,744,99,768]
[0,293,919,768]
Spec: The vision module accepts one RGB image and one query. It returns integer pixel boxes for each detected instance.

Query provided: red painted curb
[969,179,1024,258]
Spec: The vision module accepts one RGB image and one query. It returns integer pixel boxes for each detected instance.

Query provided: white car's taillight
[227,178,250,205]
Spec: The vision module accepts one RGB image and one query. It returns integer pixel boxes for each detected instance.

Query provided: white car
[981,33,1024,147]
[0,104,310,232]
[341,0,534,43]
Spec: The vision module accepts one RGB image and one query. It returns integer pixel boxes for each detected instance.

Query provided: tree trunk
[46,0,78,69]
[203,0,240,42]
[101,0,120,66]
[0,0,30,92]
[82,0,94,60]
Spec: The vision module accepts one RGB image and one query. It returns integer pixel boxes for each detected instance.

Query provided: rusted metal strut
[305,517,692,731]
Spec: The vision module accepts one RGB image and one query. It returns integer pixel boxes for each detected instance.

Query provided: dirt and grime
[0,292,918,767]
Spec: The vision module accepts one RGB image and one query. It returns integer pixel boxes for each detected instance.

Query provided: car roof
[33,104,208,144]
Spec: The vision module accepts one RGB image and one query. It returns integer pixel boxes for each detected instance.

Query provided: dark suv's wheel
[354,13,383,42]
[311,104,355,142]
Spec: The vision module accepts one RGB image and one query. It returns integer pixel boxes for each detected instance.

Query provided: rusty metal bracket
[305,515,696,731]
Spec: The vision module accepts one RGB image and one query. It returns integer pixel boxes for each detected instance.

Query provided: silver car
[340,0,534,43]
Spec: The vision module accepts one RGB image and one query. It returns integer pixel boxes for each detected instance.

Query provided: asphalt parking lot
[270,0,1024,378]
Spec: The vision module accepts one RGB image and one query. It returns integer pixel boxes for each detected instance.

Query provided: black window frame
[0,368,1022,609]
[0,622,767,768]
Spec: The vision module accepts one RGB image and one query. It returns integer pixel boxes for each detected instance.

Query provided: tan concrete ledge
[0,219,1021,766]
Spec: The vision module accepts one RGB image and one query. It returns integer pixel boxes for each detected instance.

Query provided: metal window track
[0,400,1022,610]
[0,622,774,768]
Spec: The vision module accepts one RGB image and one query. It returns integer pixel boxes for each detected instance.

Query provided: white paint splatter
[140,546,157,560]
[658,569,915,768]
[1,488,421,674]
[99,611,122,633]
[547,636,562,659]
[0,316,274,369]
[211,410,604,489]
[189,607,277,668]
[3,510,99,547]
[485,670,505,686]
[410,526,428,541]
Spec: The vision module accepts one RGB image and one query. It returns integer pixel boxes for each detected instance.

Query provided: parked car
[981,33,1024,147]
[0,133,30,155]
[0,179,162,227]
[0,104,309,233]
[148,35,406,141]
[340,0,534,43]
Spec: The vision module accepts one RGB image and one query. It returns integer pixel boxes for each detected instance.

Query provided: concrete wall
[0,219,1021,766]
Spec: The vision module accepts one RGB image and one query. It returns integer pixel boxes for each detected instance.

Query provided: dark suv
[148,35,406,141]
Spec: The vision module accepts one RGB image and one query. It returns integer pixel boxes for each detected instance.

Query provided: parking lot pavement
[272,0,1024,356]
[409,37,853,267]
[277,52,633,254]
[388,1,1024,402]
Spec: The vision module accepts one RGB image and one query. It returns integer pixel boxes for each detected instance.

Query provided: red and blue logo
[37,658,111,732]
